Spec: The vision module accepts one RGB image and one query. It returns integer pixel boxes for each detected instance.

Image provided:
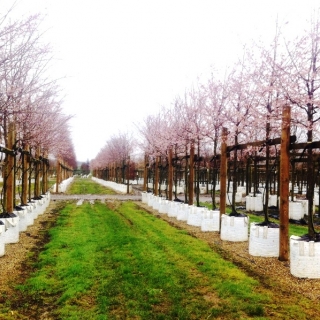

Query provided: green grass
[65,176,116,195]
[9,200,315,319]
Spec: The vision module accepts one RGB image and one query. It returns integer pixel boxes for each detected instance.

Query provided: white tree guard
[314,193,319,206]
[226,192,242,205]
[237,186,246,195]
[290,236,320,278]
[269,195,277,207]
[187,207,204,227]
[168,202,179,218]
[22,205,34,227]
[254,196,263,211]
[245,196,254,211]
[32,199,45,219]
[37,197,46,215]
[289,202,304,220]
[177,203,189,221]
[0,224,5,257]
[15,209,28,232]
[201,210,220,232]
[41,192,51,210]
[220,214,249,242]
[92,177,132,193]
[141,192,148,204]
[0,216,20,244]
[299,200,308,216]
[249,223,279,257]
[147,194,155,207]
[159,200,169,214]
[152,196,161,211]
[58,177,74,192]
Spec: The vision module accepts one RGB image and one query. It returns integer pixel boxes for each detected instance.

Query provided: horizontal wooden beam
[227,135,297,152]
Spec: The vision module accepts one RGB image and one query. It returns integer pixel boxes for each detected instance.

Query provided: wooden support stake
[22,145,29,205]
[56,159,60,193]
[188,143,194,205]
[220,127,228,221]
[42,150,48,194]
[279,106,291,261]
[35,147,41,197]
[6,122,15,213]
[143,154,148,191]
[154,156,159,196]
[126,157,130,194]
[168,147,173,201]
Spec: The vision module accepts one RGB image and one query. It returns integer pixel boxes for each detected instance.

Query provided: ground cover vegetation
[65,176,116,195]
[0,198,318,319]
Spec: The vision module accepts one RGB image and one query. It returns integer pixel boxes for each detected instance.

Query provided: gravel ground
[0,201,58,298]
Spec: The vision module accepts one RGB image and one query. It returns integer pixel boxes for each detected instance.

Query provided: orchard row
[0,10,76,197]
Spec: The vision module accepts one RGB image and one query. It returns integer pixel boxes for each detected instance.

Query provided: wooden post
[143,154,148,191]
[61,161,65,182]
[42,151,48,194]
[168,147,173,201]
[188,143,194,205]
[279,106,291,261]
[6,122,15,213]
[35,147,41,198]
[126,156,130,194]
[56,159,60,193]
[220,127,228,220]
[154,156,159,196]
[22,144,29,205]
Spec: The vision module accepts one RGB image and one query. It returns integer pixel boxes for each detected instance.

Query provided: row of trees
[91,132,137,183]
[0,8,76,212]
[0,11,76,164]
[91,14,320,238]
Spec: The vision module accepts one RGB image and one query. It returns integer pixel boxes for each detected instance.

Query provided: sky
[1,0,320,162]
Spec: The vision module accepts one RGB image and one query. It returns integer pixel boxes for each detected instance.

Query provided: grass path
[3,199,314,319]
[0,177,318,319]
[65,176,117,195]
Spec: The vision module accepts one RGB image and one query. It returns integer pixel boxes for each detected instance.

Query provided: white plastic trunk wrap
[249,223,279,257]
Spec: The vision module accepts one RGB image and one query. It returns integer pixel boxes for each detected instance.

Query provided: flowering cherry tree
[223,55,259,215]
[278,15,320,238]
[0,12,75,210]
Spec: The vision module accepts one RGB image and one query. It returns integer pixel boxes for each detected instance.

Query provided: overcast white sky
[2,0,319,162]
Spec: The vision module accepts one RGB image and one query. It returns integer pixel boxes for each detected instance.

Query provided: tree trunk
[188,143,194,205]
[231,134,238,214]
[5,122,15,214]
[168,148,173,201]
[22,145,29,205]
[263,120,271,223]
[220,127,228,220]
[307,103,316,239]
[279,106,290,261]
[196,140,200,207]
